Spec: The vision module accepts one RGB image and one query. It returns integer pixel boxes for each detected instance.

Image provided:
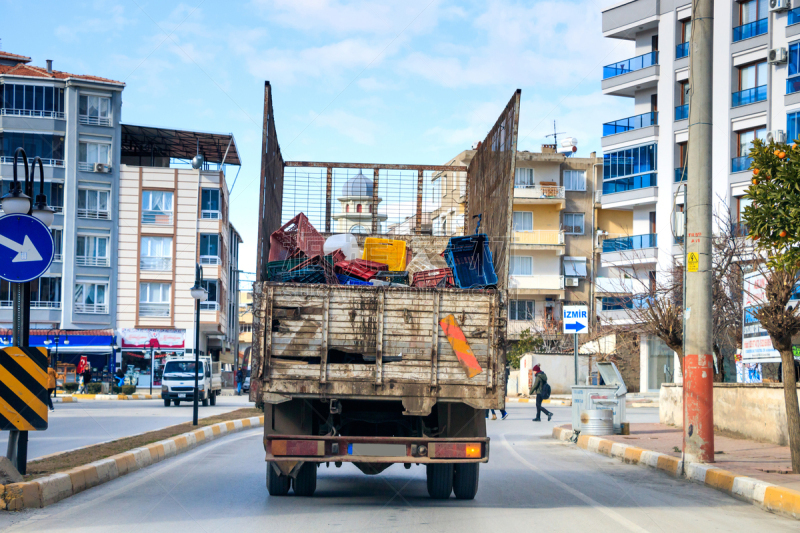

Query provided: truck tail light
[465,444,481,458]
[270,440,324,457]
[430,443,483,459]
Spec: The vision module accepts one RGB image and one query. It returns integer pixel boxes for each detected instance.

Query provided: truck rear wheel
[210,392,216,406]
[453,463,479,500]
[267,462,290,496]
[426,464,453,499]
[202,395,209,406]
[163,399,170,407]
[292,462,317,496]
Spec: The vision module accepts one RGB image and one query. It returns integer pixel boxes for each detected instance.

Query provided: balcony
[1,108,65,119]
[602,233,657,252]
[76,256,110,267]
[0,156,64,167]
[200,255,221,266]
[508,318,563,338]
[791,7,800,26]
[602,0,659,40]
[142,210,173,225]
[511,231,565,254]
[79,115,111,127]
[788,77,800,96]
[77,209,109,220]
[675,104,689,121]
[600,234,658,267]
[675,168,687,183]
[603,111,657,137]
[509,274,565,291]
[602,52,659,97]
[513,185,565,207]
[732,85,767,108]
[601,173,658,208]
[732,156,753,173]
[74,303,108,314]
[140,257,172,271]
[201,301,220,311]
[201,210,221,220]
[0,301,61,309]
[595,276,647,295]
[676,42,689,59]
[733,19,767,43]
[139,303,170,317]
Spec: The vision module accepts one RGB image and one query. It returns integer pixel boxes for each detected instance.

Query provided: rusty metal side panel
[465,89,521,292]
[256,81,285,282]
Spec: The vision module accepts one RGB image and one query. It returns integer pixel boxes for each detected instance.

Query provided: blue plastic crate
[336,274,373,286]
[444,234,498,289]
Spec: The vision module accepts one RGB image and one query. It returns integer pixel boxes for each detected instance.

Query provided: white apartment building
[597,0,794,391]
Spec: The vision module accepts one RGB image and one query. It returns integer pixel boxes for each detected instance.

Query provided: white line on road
[501,434,651,533]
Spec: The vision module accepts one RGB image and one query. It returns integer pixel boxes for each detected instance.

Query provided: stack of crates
[268,213,326,261]
[444,234,498,289]
[362,238,407,271]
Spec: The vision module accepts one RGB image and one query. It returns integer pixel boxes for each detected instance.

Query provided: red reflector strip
[430,442,482,459]
[271,440,324,456]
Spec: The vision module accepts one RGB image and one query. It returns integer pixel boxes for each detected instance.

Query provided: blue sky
[2,0,632,275]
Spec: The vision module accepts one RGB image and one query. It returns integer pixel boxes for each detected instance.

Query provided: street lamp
[190,263,207,426]
[1,148,31,215]
[31,158,55,228]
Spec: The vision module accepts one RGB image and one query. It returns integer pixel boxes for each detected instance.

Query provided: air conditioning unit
[766,130,786,144]
[768,47,788,64]
[93,163,110,173]
[565,277,580,287]
[769,0,791,12]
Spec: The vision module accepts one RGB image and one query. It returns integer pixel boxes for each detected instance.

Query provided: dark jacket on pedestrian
[236,369,243,382]
[530,371,547,396]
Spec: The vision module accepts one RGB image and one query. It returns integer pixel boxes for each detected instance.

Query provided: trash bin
[571,362,627,434]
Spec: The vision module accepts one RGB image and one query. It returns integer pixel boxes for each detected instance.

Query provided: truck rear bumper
[264,435,490,464]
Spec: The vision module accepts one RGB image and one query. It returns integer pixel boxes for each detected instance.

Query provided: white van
[161,356,222,407]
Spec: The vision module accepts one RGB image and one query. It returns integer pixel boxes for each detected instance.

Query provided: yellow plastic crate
[362,238,407,271]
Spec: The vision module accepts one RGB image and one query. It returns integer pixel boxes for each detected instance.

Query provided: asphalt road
[0,395,252,459]
[2,403,796,532]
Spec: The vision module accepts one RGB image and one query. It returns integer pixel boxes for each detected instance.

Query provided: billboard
[741,271,797,363]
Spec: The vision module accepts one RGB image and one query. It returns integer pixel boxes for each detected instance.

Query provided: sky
[1,0,633,277]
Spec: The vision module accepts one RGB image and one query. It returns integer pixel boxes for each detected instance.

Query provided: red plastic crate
[268,213,325,262]
[326,248,346,265]
[335,260,378,281]
[412,268,454,288]
[351,259,388,271]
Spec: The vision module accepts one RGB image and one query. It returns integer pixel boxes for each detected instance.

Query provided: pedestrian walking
[236,367,244,396]
[46,365,57,411]
[82,366,93,394]
[530,364,553,422]
[486,409,508,420]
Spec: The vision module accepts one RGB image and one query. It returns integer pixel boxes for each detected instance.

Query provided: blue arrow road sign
[562,305,589,335]
[564,322,586,332]
[0,214,54,283]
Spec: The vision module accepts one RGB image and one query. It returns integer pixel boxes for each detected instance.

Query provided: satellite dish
[191,154,204,170]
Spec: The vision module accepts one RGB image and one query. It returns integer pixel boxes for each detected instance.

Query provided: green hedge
[87,383,103,394]
[64,383,79,393]
[121,385,137,395]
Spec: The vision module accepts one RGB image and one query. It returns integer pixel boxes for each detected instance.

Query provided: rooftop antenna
[544,120,566,150]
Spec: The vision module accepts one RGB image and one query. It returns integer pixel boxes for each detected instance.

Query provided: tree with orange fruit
[743,138,800,472]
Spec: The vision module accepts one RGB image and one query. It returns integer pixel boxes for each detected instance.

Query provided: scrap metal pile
[266,213,498,289]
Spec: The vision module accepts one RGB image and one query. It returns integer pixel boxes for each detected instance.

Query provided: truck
[250,83,521,500]
[161,355,222,407]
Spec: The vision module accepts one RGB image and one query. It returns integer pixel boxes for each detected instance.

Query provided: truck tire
[163,399,170,407]
[292,462,317,496]
[267,462,290,496]
[453,463,479,500]
[426,464,453,499]
[210,392,216,406]
[202,395,209,406]
[173,400,181,406]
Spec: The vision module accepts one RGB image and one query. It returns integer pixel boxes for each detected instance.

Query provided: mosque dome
[341,172,373,197]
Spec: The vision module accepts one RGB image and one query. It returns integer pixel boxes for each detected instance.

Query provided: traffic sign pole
[574,333,578,386]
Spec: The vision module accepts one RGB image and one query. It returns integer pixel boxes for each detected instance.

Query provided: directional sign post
[563,305,589,386]
[0,214,55,283]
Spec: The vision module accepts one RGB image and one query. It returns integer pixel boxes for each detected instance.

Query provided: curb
[552,426,800,521]
[55,394,161,401]
[0,415,264,511]
[506,397,572,406]
[52,397,78,404]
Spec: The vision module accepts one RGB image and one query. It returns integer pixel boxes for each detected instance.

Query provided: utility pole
[684,0,714,463]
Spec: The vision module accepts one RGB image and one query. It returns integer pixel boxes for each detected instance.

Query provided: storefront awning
[0,329,115,354]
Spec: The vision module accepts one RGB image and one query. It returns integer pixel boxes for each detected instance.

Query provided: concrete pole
[684,0,714,463]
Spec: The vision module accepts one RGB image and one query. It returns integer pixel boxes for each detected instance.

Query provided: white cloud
[309,108,380,145]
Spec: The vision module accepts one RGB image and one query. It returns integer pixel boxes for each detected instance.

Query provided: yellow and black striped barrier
[0,346,49,431]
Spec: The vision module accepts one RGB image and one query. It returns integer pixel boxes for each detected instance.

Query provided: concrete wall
[660,383,800,446]
[518,353,591,395]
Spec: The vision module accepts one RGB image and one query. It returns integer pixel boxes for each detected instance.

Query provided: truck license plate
[180,393,187,398]
[348,443,407,457]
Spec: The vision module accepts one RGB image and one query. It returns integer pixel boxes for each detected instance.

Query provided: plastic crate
[444,234,498,289]
[362,238,407,271]
[336,274,373,286]
[335,260,378,281]
[326,248,346,265]
[374,271,409,285]
[268,213,325,262]
[412,268,454,288]
[267,255,335,281]
[351,259,388,271]
[275,266,328,284]
[289,255,338,284]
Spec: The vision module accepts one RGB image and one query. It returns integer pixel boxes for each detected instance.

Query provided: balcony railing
[0,156,64,167]
[512,230,565,246]
[509,274,565,290]
[139,303,170,317]
[141,210,173,225]
[140,257,172,271]
[53,254,62,262]
[200,255,221,266]
[78,162,111,172]
[602,112,657,137]
[1,108,65,119]
[788,77,800,95]
[201,301,220,311]
[201,210,221,220]
[732,155,753,173]
[733,19,768,43]
[732,221,750,237]
[676,42,689,59]
[601,295,653,311]
[78,115,111,126]
[74,303,108,314]
[602,173,657,194]
[732,85,767,107]
[77,209,110,220]
[602,233,657,252]
[675,168,687,183]
[791,7,800,26]
[512,185,565,199]
[76,256,109,267]
[0,301,61,309]
[602,51,658,80]
[675,104,689,121]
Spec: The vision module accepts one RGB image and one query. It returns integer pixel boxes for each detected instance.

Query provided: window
[442,175,448,195]
[141,236,173,270]
[602,143,657,194]
[77,189,110,219]
[510,255,533,276]
[674,205,685,243]
[51,228,62,261]
[740,0,767,25]
[76,235,109,267]
[0,132,64,164]
[509,300,535,321]
[738,127,767,157]
[515,167,534,187]
[357,204,363,213]
[563,257,587,278]
[200,234,220,265]
[790,42,800,95]
[563,170,586,191]
[31,277,61,308]
[139,282,170,317]
[74,282,107,314]
[350,224,369,234]
[680,19,692,44]
[78,142,111,171]
[201,280,219,310]
[1,84,65,118]
[141,191,173,224]
[201,188,220,219]
[563,213,585,234]
[513,211,533,232]
[789,112,800,143]
[78,94,111,126]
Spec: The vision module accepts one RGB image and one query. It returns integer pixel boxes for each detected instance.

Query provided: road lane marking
[501,434,651,533]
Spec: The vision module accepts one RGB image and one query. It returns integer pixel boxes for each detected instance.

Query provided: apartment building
[0,50,125,368]
[238,289,253,370]
[431,149,473,236]
[597,0,794,391]
[115,125,242,387]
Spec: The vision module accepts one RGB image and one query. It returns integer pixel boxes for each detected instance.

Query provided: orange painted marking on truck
[439,314,483,379]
